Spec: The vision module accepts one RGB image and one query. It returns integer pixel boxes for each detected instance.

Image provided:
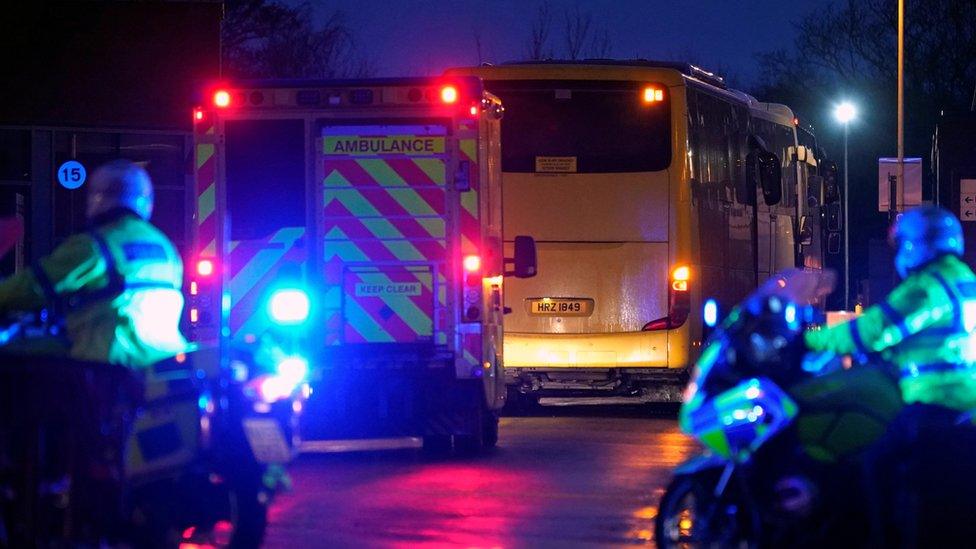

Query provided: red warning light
[197,259,215,277]
[193,108,205,122]
[463,255,481,272]
[213,90,231,108]
[469,105,479,116]
[441,86,459,104]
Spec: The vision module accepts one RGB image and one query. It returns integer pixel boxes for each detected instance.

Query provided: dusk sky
[312,0,836,87]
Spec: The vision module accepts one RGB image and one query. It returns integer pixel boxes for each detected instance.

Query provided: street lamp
[834,101,856,310]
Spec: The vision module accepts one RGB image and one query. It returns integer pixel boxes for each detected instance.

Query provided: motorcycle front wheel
[131,477,268,549]
[654,472,758,549]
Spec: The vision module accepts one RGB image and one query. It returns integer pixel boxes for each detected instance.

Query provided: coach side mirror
[506,235,537,278]
[822,160,840,204]
[733,174,753,206]
[745,135,780,206]
[827,202,842,232]
[807,175,823,208]
[827,232,841,255]
[488,103,505,120]
[744,152,759,200]
[758,151,782,206]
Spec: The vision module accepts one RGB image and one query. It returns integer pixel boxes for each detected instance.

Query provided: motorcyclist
[804,205,976,546]
[0,159,189,367]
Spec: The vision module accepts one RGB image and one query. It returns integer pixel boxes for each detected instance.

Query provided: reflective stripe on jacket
[804,254,976,410]
[0,212,189,368]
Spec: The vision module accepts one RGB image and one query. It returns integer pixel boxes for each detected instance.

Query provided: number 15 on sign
[57,160,87,190]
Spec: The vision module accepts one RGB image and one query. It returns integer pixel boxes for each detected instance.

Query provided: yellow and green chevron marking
[321,125,452,345]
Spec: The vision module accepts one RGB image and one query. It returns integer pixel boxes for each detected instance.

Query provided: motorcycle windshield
[679,269,836,458]
[696,269,836,380]
[742,269,837,313]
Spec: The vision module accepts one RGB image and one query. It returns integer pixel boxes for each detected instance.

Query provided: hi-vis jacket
[0,212,188,368]
[805,254,976,411]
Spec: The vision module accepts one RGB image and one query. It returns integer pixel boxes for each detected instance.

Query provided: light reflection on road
[265,410,697,547]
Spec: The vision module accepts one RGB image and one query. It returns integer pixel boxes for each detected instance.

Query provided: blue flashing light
[254,356,309,403]
[257,375,295,403]
[704,298,719,328]
[269,288,311,324]
[276,356,309,384]
[784,303,797,325]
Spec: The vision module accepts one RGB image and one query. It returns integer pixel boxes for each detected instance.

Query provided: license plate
[242,418,292,464]
[527,298,594,317]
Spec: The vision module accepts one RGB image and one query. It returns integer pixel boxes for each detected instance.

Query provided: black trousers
[865,403,976,548]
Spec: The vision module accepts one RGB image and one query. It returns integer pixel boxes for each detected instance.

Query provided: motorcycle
[0,309,305,548]
[654,269,903,548]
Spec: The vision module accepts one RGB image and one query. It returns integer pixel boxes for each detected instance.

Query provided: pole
[889,174,898,226]
[897,0,905,212]
[889,174,899,289]
[844,123,850,310]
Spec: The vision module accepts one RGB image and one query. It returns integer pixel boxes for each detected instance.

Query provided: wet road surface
[264,407,697,547]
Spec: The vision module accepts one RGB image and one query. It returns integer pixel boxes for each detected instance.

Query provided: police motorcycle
[0,317,304,548]
[0,262,305,546]
[654,269,903,548]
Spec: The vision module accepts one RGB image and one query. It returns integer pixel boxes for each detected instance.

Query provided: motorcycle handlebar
[0,311,57,348]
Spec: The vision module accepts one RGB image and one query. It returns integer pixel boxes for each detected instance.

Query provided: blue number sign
[57,160,87,189]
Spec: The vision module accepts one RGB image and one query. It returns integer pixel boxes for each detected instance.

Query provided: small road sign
[57,160,87,189]
[961,179,976,222]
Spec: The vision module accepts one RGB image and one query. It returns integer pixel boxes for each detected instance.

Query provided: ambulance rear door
[316,122,452,351]
[220,117,310,341]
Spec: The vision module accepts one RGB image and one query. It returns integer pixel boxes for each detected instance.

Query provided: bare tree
[752,0,976,270]
[473,26,484,65]
[526,2,554,61]
[756,0,975,109]
[521,3,613,61]
[222,0,373,79]
[564,5,592,60]
[589,28,612,59]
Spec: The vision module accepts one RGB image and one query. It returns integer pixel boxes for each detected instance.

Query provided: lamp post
[834,102,856,310]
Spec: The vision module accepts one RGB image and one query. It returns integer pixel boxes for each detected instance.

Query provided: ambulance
[187,77,536,452]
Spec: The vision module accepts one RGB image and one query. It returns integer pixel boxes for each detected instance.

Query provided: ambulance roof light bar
[213,90,231,108]
[207,79,481,109]
[441,85,459,104]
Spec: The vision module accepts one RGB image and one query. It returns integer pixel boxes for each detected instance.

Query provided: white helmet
[86,160,154,221]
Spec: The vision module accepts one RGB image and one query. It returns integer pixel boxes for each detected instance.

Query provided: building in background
[0,0,221,276]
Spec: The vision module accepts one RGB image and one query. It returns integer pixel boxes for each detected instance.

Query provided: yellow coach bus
[447,61,825,404]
